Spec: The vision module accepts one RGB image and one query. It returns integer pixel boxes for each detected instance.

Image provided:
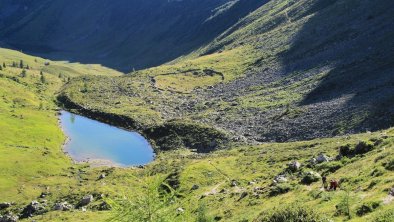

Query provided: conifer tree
[19,60,24,68]
[20,69,27,78]
[40,71,46,84]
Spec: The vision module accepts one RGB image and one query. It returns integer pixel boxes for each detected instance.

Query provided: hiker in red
[329,179,339,191]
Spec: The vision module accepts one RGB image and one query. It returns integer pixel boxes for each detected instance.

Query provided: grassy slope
[1,0,394,221]
[30,128,394,222]
[0,47,392,222]
[0,48,121,221]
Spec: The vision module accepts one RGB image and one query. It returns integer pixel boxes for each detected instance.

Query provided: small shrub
[256,204,330,222]
[366,180,380,190]
[354,141,374,155]
[269,183,293,196]
[370,167,385,177]
[356,201,381,216]
[383,158,394,171]
[339,141,374,158]
[339,144,352,156]
[196,203,215,222]
[335,190,351,219]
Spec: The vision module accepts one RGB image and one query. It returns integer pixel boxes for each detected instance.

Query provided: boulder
[0,214,18,222]
[79,195,94,207]
[316,154,330,163]
[287,161,301,171]
[20,201,44,219]
[301,171,321,185]
[0,203,11,210]
[54,202,73,211]
[309,158,317,165]
[273,175,288,184]
[230,180,238,187]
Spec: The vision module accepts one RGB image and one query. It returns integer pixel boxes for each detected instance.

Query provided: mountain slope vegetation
[0,0,267,71]
[0,0,394,221]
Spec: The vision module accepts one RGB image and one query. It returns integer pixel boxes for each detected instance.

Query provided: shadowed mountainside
[0,0,267,72]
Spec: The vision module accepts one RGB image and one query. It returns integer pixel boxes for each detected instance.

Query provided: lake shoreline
[57,110,155,168]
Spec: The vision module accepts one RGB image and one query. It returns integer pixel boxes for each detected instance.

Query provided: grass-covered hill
[0,47,393,221]
[1,0,394,221]
[60,0,394,148]
[0,0,267,71]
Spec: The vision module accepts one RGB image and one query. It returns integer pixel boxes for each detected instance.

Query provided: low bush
[356,201,381,216]
[256,204,330,222]
[339,141,374,158]
[383,158,394,171]
[370,167,385,177]
[269,183,293,196]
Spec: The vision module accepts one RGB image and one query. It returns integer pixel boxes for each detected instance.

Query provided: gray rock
[98,174,106,180]
[21,201,44,219]
[0,214,18,222]
[54,202,73,211]
[79,195,94,206]
[288,161,301,171]
[248,181,256,185]
[389,188,394,196]
[316,154,330,163]
[309,158,317,165]
[176,208,184,213]
[238,192,248,201]
[230,180,238,187]
[0,203,11,210]
[273,175,288,184]
[191,184,199,190]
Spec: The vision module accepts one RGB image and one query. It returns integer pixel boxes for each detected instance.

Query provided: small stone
[389,188,394,196]
[248,181,256,185]
[79,195,94,206]
[191,184,199,190]
[81,207,87,212]
[238,192,248,201]
[274,175,288,183]
[309,158,317,165]
[230,180,238,187]
[287,161,301,171]
[98,174,106,180]
[54,202,73,211]
[176,208,185,213]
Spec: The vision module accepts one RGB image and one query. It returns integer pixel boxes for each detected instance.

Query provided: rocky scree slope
[60,0,394,148]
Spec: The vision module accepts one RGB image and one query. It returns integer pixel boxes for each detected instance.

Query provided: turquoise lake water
[60,111,154,166]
